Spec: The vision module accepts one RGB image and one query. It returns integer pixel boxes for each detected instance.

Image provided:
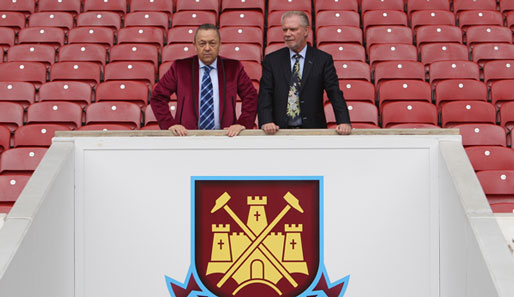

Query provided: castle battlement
[211,224,230,232]
[285,224,303,232]
[230,232,247,237]
[268,232,284,236]
[247,196,267,205]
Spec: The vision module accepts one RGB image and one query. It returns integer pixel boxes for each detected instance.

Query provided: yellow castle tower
[283,224,304,261]
[246,196,268,235]
[211,224,232,262]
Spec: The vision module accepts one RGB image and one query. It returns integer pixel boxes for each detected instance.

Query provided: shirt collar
[289,45,307,60]
[198,58,218,70]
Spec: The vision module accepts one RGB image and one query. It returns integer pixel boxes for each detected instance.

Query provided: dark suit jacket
[150,56,258,130]
[258,46,351,128]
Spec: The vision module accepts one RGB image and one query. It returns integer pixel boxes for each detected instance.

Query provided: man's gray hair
[194,23,221,41]
[281,11,310,27]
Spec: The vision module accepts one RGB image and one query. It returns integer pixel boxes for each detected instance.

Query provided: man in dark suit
[150,24,258,136]
[258,11,352,135]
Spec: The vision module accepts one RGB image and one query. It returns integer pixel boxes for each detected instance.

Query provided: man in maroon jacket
[150,24,258,136]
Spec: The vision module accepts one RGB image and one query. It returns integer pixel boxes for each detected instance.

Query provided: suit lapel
[217,58,226,125]
[280,48,292,85]
[299,46,313,93]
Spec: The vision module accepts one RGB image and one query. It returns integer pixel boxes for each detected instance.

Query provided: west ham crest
[166,177,350,297]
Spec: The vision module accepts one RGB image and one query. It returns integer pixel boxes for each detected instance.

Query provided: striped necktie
[199,65,215,130]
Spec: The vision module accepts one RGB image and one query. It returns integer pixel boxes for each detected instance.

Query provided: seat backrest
[0,147,48,174]
[0,62,47,86]
[219,44,262,63]
[491,79,514,107]
[499,101,514,131]
[26,101,83,129]
[407,0,450,16]
[0,174,31,203]
[58,43,108,66]
[83,0,127,14]
[381,101,438,127]
[346,101,379,127]
[0,102,25,132]
[373,60,425,86]
[441,101,496,127]
[38,0,81,14]
[117,26,165,46]
[14,123,71,147]
[0,12,26,30]
[18,27,65,47]
[220,27,263,47]
[0,126,11,152]
[465,146,514,171]
[110,44,159,70]
[176,0,219,14]
[366,26,413,52]
[39,81,93,108]
[332,61,371,81]
[130,0,173,15]
[318,44,366,62]
[76,11,122,30]
[337,80,375,103]
[415,25,463,47]
[219,11,264,30]
[68,26,115,47]
[316,26,363,46]
[7,44,56,65]
[429,60,480,85]
[0,27,16,50]
[104,61,156,86]
[410,10,455,30]
[458,10,503,29]
[0,81,36,108]
[171,11,217,27]
[221,0,265,13]
[477,170,514,204]
[96,80,149,107]
[362,10,408,31]
[162,44,195,63]
[368,44,418,68]
[362,0,404,14]
[50,61,102,86]
[315,10,360,28]
[466,26,513,47]
[454,123,507,147]
[124,11,169,31]
[454,0,498,15]
[378,80,432,111]
[483,60,514,85]
[472,43,514,66]
[28,12,74,30]
[85,102,142,129]
[434,79,488,108]
[167,27,197,44]
[0,0,35,15]
[420,43,468,66]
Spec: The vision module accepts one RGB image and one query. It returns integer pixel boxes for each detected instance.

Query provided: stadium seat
[378,80,431,112]
[58,44,107,67]
[130,0,173,15]
[0,147,48,174]
[362,10,408,32]
[368,44,418,68]
[78,124,132,131]
[458,10,503,30]
[0,62,47,87]
[491,80,514,107]
[318,44,366,62]
[240,61,262,83]
[267,26,312,46]
[500,101,514,131]
[219,44,261,63]
[483,61,514,86]
[415,25,463,48]
[361,0,404,14]
[221,0,265,13]
[0,174,31,205]
[454,123,507,147]
[337,80,375,103]
[162,44,195,63]
[220,27,263,48]
[28,12,74,30]
[219,11,265,30]
[441,101,496,127]
[110,44,159,70]
[38,81,93,108]
[124,11,169,31]
[0,81,35,108]
[500,1,514,16]
[0,27,16,52]
[381,101,438,128]
[388,123,441,129]
[117,27,165,47]
[50,61,102,86]
[76,11,122,31]
[420,43,469,67]
[171,11,217,27]
[465,146,514,171]
[406,0,450,16]
[490,202,514,213]
[453,0,497,15]
[83,0,127,14]
[176,0,219,14]
[472,43,514,67]
[264,44,286,55]
[18,27,65,48]
[268,0,311,14]
[325,101,379,129]
[466,26,513,48]
[38,0,81,15]
[373,61,425,86]
[429,60,480,86]
[366,26,413,52]
[434,79,488,109]
[0,12,26,31]
[167,27,197,44]
[85,102,142,129]
[13,123,71,147]
[507,12,514,31]
[7,44,56,66]
[314,0,359,13]
[26,101,83,129]
[477,170,514,207]
[267,11,312,28]
[0,102,23,132]
[143,103,177,129]
[333,61,371,81]
[96,81,149,107]
[0,0,34,15]
[410,10,456,31]
[316,26,363,46]
[0,125,11,152]
[104,61,156,86]
[68,27,115,48]
[158,61,173,78]
[315,11,360,29]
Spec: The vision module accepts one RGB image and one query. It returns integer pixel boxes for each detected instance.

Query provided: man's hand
[169,124,188,136]
[335,123,352,135]
[225,124,245,137]
[262,123,280,135]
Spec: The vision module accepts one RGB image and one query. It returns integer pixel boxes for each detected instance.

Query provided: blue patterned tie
[199,65,215,130]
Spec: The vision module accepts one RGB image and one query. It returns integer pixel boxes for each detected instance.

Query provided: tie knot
[204,65,213,72]
[293,54,301,60]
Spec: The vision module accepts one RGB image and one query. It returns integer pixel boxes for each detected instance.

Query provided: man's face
[194,29,220,65]
[282,15,309,53]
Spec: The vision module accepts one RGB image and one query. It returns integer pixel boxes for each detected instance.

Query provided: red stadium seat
[315,11,360,28]
[406,0,450,16]
[338,80,375,103]
[381,101,438,128]
[490,202,514,213]
[0,126,10,152]
[388,123,441,128]
[7,44,56,66]
[104,61,156,85]
[162,44,195,63]
[117,27,165,47]
[366,26,413,52]
[26,101,83,129]
[0,102,24,132]
[264,43,286,55]
[491,80,514,107]
[0,81,35,108]
[220,27,263,48]
[167,27,197,44]
[500,101,514,131]
[50,61,102,86]
[506,12,514,31]
[434,79,488,109]
[362,10,408,32]
[158,61,173,78]
[68,27,115,48]
[0,62,47,87]
[0,12,26,31]
[39,81,93,108]
[0,174,31,205]
[240,61,262,83]
[415,25,463,48]
[466,146,514,171]
[219,44,261,63]
[373,61,425,86]
[441,101,496,127]
[318,44,366,62]
[267,11,311,28]
[171,11,217,27]
[0,27,16,52]
[96,81,149,107]
[130,0,173,15]
[466,26,513,48]
[221,0,265,13]
[124,11,169,31]
[411,10,456,30]
[472,43,514,67]
[420,43,469,67]
[28,12,74,30]
[110,44,159,70]
[219,11,265,30]
[267,26,312,46]
[268,0,311,14]
[429,60,480,86]
[458,10,503,30]
[18,27,65,48]
[333,61,371,81]
[362,0,404,14]
[176,0,219,14]
[85,102,142,129]
[454,0,497,15]
[316,26,363,46]
[368,44,418,68]
[347,102,380,128]
[14,124,71,147]
[454,123,507,147]
[0,0,34,15]
[83,0,127,14]
[378,80,431,112]
[143,102,177,129]
[58,44,107,67]
[483,61,514,86]
[477,170,514,205]
[314,0,359,13]
[77,11,122,31]
[500,1,514,16]
[78,124,132,131]
[38,0,81,14]
[0,147,48,174]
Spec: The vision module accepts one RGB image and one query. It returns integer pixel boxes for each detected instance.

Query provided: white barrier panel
[0,130,513,297]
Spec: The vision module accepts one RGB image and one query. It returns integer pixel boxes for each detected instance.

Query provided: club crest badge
[166,177,350,297]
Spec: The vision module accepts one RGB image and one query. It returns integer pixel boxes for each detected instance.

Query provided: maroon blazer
[150,56,258,130]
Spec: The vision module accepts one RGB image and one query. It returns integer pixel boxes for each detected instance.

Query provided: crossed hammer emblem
[210,191,305,289]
